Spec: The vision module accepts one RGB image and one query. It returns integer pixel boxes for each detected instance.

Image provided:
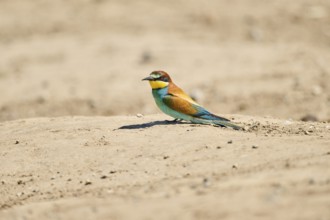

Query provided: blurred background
[0,0,329,122]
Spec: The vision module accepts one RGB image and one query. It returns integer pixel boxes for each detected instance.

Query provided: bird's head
[142,70,172,89]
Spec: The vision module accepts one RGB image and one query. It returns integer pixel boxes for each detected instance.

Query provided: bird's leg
[165,118,182,123]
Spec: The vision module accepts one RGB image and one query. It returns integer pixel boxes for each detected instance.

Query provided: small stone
[109,171,117,174]
[136,113,143,118]
[36,96,46,104]
[184,173,190,178]
[252,145,258,149]
[203,178,211,187]
[285,160,291,168]
[301,114,318,122]
[232,165,238,169]
[17,192,24,197]
[67,178,72,182]
[284,120,293,125]
[227,140,233,144]
[100,175,107,179]
[303,130,310,135]
[15,140,19,144]
[307,127,314,133]
[248,27,264,42]
[85,180,92,185]
[308,178,315,185]
[216,146,222,149]
[163,156,170,160]
[17,180,23,185]
[312,85,322,96]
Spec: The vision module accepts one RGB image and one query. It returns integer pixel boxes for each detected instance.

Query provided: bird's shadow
[117,120,189,130]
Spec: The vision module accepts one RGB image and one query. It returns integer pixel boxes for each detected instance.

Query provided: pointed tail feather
[193,111,242,130]
[211,119,242,130]
[191,117,242,130]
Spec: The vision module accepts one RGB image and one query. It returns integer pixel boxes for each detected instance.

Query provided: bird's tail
[192,115,242,130]
[211,119,242,130]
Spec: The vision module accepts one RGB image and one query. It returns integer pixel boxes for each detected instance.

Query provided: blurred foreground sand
[0,115,330,220]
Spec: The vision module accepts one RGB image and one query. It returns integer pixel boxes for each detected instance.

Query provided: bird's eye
[160,76,168,82]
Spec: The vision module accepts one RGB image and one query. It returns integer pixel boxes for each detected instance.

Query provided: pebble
[227,140,233,144]
[303,130,310,135]
[232,165,238,169]
[284,120,293,125]
[311,85,322,96]
[15,140,19,144]
[308,178,315,185]
[85,180,92,185]
[248,27,264,42]
[252,145,258,149]
[17,192,24,197]
[301,114,318,122]
[136,113,144,118]
[203,178,211,187]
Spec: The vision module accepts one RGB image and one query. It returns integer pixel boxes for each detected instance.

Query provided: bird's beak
[142,76,153,81]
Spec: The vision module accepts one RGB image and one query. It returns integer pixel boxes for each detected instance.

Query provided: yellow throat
[149,80,169,89]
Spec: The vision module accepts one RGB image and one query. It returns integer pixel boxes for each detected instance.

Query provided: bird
[142,70,242,130]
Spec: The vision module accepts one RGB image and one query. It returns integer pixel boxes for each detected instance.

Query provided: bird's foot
[165,118,182,124]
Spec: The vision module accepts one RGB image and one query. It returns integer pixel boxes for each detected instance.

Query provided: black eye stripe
[150,75,168,82]
[160,76,168,82]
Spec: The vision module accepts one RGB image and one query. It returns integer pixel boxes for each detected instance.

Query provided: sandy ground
[0,115,330,220]
[0,115,330,219]
[0,0,330,219]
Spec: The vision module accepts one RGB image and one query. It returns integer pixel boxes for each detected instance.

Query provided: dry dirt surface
[0,115,330,220]
[1,0,330,220]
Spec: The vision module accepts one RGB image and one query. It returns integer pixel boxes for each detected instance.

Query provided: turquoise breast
[152,88,194,121]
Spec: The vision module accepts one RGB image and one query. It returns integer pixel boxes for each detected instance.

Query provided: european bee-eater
[142,70,242,130]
